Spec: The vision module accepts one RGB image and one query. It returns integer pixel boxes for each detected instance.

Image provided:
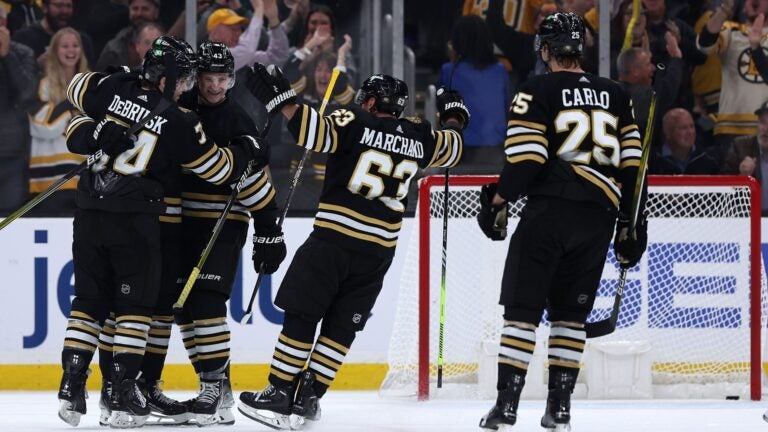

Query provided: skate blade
[193,412,221,426]
[542,424,571,432]
[144,411,191,426]
[108,410,149,428]
[217,407,235,425]
[238,404,292,430]
[58,400,83,427]
[498,426,516,432]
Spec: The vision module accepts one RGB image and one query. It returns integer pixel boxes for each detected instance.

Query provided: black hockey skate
[57,352,90,427]
[217,374,236,425]
[540,368,577,432]
[191,379,224,426]
[142,379,190,425]
[479,373,525,430]
[238,383,294,430]
[99,379,112,426]
[290,370,322,429]
[108,363,150,428]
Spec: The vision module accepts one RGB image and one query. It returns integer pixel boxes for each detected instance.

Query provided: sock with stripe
[98,314,116,379]
[175,309,200,374]
[186,291,230,381]
[497,320,537,390]
[140,314,174,382]
[62,309,101,374]
[267,312,317,388]
[547,321,585,371]
[112,314,151,378]
[307,325,355,397]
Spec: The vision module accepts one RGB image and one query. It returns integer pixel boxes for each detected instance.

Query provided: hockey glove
[229,135,270,170]
[436,87,470,129]
[252,227,287,274]
[477,182,508,241]
[246,63,297,115]
[613,212,648,269]
[95,120,134,158]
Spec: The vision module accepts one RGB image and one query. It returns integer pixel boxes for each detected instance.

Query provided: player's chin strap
[585,91,655,339]
[238,67,342,325]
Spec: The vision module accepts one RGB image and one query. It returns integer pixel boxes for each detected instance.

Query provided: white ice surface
[1,391,767,431]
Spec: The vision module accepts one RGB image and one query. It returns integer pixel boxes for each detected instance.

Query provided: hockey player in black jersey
[476,13,648,431]
[56,36,267,428]
[236,65,469,430]
[160,42,286,426]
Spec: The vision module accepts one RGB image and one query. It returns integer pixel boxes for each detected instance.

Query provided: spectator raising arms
[439,14,509,174]
[26,27,88,215]
[0,6,37,214]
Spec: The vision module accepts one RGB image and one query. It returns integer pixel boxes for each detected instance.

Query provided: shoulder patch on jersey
[579,76,590,83]
[403,115,422,124]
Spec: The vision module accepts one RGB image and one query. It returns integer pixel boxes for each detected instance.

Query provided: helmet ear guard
[355,74,409,117]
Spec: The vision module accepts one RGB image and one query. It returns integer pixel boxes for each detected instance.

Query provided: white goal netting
[381,175,767,400]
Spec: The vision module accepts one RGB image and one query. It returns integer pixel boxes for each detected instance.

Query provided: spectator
[26,27,88,215]
[617,42,683,149]
[721,101,768,214]
[0,5,36,214]
[5,0,42,35]
[12,0,95,70]
[691,5,721,117]
[197,0,242,43]
[610,0,649,79]
[643,0,707,111]
[649,108,720,175]
[129,21,164,71]
[207,0,288,71]
[697,0,768,153]
[96,0,160,71]
[438,14,509,174]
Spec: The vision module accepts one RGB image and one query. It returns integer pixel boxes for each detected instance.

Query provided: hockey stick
[239,67,341,325]
[0,94,172,232]
[585,92,656,338]
[173,124,273,311]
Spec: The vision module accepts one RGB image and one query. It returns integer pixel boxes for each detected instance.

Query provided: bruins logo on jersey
[738,48,766,84]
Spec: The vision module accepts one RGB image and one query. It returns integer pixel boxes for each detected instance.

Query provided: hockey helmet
[197,42,236,89]
[536,12,585,57]
[142,35,197,92]
[354,74,409,117]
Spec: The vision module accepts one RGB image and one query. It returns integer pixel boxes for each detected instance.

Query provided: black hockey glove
[95,120,133,157]
[436,87,470,129]
[229,135,270,170]
[252,226,287,274]
[246,63,297,115]
[613,212,648,269]
[477,182,508,241]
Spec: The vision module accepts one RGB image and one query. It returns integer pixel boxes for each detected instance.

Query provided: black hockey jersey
[178,92,277,228]
[286,103,463,257]
[498,71,642,215]
[64,71,252,214]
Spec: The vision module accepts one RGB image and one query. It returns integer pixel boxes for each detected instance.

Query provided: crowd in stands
[3,0,768,216]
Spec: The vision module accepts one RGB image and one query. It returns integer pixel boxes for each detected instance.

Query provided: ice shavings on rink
[1,391,767,431]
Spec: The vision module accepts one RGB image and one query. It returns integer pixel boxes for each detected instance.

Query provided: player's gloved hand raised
[252,226,287,274]
[229,135,270,170]
[436,87,470,129]
[477,182,508,241]
[246,63,297,115]
[95,119,134,157]
[613,212,648,269]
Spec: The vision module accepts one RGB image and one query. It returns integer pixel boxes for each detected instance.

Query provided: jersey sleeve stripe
[290,75,307,94]
[620,124,640,134]
[182,145,219,170]
[65,115,94,139]
[506,154,547,164]
[237,170,268,198]
[297,105,310,146]
[620,148,642,160]
[428,130,445,166]
[505,134,549,146]
[620,159,641,169]
[318,202,402,230]
[244,187,276,211]
[507,126,545,135]
[505,143,549,158]
[313,112,327,152]
[430,129,463,168]
[508,119,546,132]
[621,138,642,148]
[208,153,233,185]
[67,72,95,112]
[192,151,224,179]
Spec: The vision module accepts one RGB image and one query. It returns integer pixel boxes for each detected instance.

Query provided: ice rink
[1,391,767,431]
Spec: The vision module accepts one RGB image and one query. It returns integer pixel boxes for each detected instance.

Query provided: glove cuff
[266,89,297,113]
[253,232,284,244]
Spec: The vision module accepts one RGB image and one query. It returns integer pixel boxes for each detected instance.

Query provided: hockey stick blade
[585,268,627,338]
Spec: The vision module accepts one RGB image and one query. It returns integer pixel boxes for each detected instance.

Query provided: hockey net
[381,175,767,400]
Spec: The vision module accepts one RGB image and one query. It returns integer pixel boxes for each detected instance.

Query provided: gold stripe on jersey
[181,145,235,186]
[181,210,251,223]
[318,203,402,230]
[314,220,397,248]
[428,129,462,168]
[65,115,94,139]
[572,165,620,208]
[295,105,340,154]
[505,117,548,165]
[290,75,307,94]
[66,72,98,112]
[619,125,642,169]
[508,119,546,132]
[335,85,355,105]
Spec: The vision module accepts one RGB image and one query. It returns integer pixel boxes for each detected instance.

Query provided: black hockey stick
[239,67,341,325]
[585,92,655,338]
[0,90,172,232]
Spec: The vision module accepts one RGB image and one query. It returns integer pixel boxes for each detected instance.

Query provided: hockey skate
[191,379,224,426]
[540,369,576,432]
[57,352,90,427]
[108,363,150,428]
[142,379,190,425]
[479,373,525,430]
[290,370,322,429]
[217,374,236,425]
[238,383,294,430]
[99,379,112,426]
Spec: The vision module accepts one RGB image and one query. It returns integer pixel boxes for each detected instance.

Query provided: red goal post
[383,175,765,401]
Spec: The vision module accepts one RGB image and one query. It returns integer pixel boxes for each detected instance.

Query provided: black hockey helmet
[142,35,197,91]
[537,12,585,57]
[197,42,235,89]
[354,74,409,117]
